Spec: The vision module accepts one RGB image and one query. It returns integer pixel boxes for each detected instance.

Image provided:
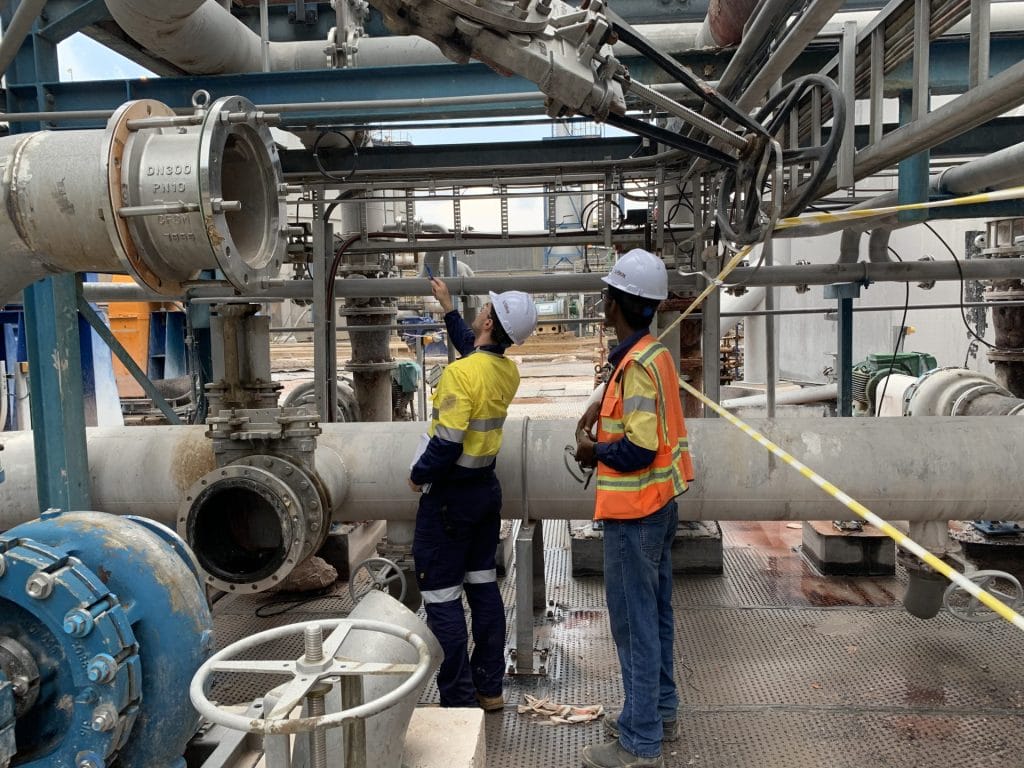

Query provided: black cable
[312,129,359,182]
[254,587,345,618]
[874,246,910,417]
[581,199,625,232]
[921,220,1011,355]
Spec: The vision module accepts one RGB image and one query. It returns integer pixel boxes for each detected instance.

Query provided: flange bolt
[26,573,54,600]
[90,707,117,733]
[64,609,95,638]
[76,752,104,768]
[86,654,118,684]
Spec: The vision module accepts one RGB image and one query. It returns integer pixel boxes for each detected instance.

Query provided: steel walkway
[213,519,1024,768]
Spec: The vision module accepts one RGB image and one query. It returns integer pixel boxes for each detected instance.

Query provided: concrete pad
[569,520,723,576]
[317,520,387,580]
[802,520,895,576]
[404,707,486,768]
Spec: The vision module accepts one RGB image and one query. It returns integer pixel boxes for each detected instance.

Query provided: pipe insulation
[0,96,287,304]
[2,417,1024,526]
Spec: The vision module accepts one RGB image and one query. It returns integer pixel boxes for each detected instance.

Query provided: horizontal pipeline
[1,417,1022,526]
[78,257,1024,303]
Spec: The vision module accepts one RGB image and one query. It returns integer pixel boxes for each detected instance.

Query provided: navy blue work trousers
[412,474,506,707]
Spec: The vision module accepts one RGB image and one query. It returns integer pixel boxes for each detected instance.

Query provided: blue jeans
[413,475,506,707]
[603,500,679,758]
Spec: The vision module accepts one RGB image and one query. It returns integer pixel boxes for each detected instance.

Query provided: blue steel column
[824,283,861,417]
[4,3,92,510]
[897,91,930,225]
[23,277,91,509]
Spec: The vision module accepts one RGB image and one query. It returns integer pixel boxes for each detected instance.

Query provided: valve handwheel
[190,619,431,734]
[349,556,408,604]
[943,569,1024,623]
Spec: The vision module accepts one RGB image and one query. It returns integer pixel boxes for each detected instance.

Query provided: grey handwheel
[349,557,408,604]
[189,619,430,735]
[943,569,1023,623]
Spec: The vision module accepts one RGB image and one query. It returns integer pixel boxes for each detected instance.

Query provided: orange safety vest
[595,334,695,520]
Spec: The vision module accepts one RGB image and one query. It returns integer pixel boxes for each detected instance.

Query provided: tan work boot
[603,711,679,742]
[581,740,664,768]
[476,692,504,711]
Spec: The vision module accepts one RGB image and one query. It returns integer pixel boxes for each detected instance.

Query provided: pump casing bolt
[86,654,118,684]
[26,573,54,599]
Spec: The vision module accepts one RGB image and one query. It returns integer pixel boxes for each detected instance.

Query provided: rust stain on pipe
[706,0,759,47]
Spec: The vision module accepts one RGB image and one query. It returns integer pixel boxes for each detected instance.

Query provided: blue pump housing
[0,511,213,768]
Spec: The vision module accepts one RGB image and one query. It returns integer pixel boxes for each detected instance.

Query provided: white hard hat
[488,290,538,345]
[601,248,668,300]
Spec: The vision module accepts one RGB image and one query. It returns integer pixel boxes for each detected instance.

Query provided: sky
[58,33,153,82]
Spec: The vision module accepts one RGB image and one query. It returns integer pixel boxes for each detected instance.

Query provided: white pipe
[721,383,837,409]
[103,1,1024,79]
[3,416,1024,525]
[720,285,765,337]
[0,0,48,77]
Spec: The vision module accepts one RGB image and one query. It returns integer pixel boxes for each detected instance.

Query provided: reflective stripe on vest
[428,350,519,469]
[595,336,695,520]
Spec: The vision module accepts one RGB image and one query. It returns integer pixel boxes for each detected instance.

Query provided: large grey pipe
[103,0,709,75]
[2,417,1024,526]
[0,95,287,303]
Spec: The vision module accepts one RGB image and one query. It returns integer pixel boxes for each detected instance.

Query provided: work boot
[476,692,504,712]
[580,740,663,768]
[603,712,679,742]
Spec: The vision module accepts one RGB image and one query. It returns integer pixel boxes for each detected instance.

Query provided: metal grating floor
[212,520,1024,767]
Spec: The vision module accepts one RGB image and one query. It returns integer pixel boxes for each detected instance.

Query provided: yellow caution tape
[643,185,1024,632]
[774,184,1024,232]
[676,381,1024,632]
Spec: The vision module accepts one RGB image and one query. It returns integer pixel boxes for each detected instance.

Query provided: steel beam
[22,275,91,511]
[75,297,182,425]
[36,0,110,44]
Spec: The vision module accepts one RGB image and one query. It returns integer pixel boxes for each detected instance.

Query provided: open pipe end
[179,465,308,594]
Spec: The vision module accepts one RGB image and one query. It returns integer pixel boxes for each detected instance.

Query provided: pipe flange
[102,99,190,296]
[950,383,1008,415]
[233,454,331,555]
[338,306,399,317]
[0,675,14,765]
[179,464,309,593]
[344,361,398,373]
[0,637,39,717]
[985,288,1024,301]
[198,95,288,293]
[986,349,1024,363]
[0,534,140,763]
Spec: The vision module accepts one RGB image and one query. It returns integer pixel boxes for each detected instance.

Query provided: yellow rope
[645,186,1024,631]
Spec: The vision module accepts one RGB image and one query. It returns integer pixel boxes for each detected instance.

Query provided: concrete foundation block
[802,520,895,576]
[569,520,723,577]
[316,520,387,581]
[403,707,486,768]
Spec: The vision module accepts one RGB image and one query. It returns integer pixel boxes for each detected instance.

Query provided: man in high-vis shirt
[574,249,695,768]
[409,277,537,711]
